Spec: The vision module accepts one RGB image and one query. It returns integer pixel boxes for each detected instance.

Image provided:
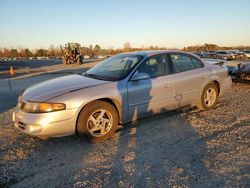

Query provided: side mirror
[131,72,150,81]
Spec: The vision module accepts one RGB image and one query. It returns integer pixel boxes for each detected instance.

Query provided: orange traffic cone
[9,66,14,76]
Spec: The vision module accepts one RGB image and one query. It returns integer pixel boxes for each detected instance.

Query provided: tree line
[0,43,249,58]
[183,43,250,52]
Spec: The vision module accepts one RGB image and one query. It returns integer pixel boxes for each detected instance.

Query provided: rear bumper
[219,76,232,96]
[12,108,78,137]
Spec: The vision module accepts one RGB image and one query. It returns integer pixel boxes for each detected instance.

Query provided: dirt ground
[0,83,249,188]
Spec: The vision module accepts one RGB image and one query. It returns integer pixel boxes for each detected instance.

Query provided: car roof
[119,50,194,58]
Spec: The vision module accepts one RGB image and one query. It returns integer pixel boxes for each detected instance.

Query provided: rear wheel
[63,59,67,65]
[77,101,118,143]
[197,83,218,111]
[76,55,82,65]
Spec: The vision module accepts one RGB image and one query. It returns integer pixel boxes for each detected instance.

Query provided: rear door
[169,53,208,107]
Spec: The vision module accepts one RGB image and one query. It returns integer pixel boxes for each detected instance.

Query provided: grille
[18,122,26,130]
[240,74,250,81]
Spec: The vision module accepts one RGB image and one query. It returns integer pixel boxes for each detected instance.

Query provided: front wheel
[77,101,118,143]
[76,55,82,65]
[197,83,218,111]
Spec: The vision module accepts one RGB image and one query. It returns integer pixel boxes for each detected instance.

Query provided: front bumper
[12,108,78,137]
[231,76,250,83]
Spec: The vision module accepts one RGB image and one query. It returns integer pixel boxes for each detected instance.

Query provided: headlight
[23,102,66,113]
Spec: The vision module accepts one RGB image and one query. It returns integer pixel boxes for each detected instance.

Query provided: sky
[0,0,250,49]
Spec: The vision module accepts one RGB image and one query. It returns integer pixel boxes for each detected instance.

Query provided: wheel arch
[198,78,221,101]
[98,98,123,124]
[75,97,123,133]
[211,80,220,95]
[196,79,220,111]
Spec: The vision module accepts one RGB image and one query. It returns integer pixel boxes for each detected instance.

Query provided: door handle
[164,83,171,88]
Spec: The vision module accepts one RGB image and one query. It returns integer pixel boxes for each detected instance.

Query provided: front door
[127,53,176,121]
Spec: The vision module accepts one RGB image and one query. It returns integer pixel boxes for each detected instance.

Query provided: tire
[197,83,218,111]
[76,55,82,65]
[63,59,67,65]
[77,101,118,143]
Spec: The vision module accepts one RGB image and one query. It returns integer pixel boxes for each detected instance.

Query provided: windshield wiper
[83,72,106,80]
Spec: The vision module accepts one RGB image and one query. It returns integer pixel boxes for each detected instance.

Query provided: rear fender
[200,75,220,98]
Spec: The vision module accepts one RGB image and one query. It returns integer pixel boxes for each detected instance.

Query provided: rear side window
[170,54,204,73]
[190,57,204,68]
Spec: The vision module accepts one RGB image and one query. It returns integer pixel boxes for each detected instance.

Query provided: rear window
[170,54,204,73]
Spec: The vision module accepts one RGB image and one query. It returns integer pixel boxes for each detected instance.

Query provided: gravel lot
[0,82,249,187]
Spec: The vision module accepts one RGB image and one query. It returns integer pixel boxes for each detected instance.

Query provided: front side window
[170,54,204,73]
[136,54,170,78]
[85,54,143,81]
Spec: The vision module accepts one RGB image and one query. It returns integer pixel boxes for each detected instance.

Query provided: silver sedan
[13,51,232,143]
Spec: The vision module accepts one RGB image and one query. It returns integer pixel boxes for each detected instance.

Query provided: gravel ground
[0,83,249,188]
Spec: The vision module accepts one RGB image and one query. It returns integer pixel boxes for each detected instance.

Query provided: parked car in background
[207,51,218,59]
[241,50,250,59]
[216,50,235,60]
[228,50,241,59]
[83,55,90,59]
[193,51,208,58]
[230,63,250,82]
[228,50,248,59]
[13,50,232,143]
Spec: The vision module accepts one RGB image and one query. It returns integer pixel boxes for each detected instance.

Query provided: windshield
[84,54,143,81]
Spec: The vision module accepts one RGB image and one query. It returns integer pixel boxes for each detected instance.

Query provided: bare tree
[94,44,101,56]
[124,42,131,52]
[48,45,57,57]
[9,49,19,58]
[35,49,48,57]
[0,48,3,58]
[19,48,33,57]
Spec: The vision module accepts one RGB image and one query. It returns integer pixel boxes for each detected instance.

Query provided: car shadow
[1,109,228,187]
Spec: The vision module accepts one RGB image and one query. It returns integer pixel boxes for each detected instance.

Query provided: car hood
[22,74,111,101]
